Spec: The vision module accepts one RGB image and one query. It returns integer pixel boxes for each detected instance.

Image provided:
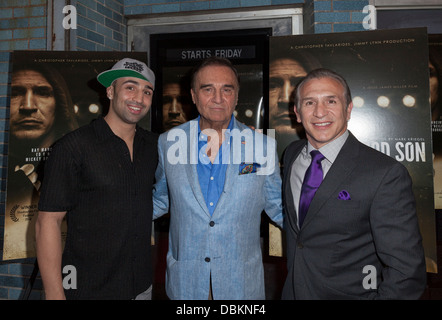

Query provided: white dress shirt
[290,130,349,227]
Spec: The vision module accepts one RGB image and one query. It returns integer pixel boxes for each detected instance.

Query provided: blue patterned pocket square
[338,190,351,200]
[239,162,260,175]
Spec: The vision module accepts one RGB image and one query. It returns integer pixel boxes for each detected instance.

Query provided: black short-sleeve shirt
[39,117,158,299]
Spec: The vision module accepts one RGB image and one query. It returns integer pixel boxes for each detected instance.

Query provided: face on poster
[269,28,436,272]
[161,67,195,132]
[3,51,148,260]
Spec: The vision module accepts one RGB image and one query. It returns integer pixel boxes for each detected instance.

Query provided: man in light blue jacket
[153,57,283,300]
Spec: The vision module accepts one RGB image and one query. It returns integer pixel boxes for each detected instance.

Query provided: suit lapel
[185,163,211,217]
[221,162,237,195]
[185,120,211,217]
[301,133,359,229]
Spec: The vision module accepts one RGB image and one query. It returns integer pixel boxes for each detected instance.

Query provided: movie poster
[3,51,148,260]
[268,28,437,273]
[429,34,442,210]
[149,29,271,134]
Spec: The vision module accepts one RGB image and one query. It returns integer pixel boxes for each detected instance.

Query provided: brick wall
[76,0,127,51]
[305,0,369,34]
[124,0,304,15]
[0,0,48,300]
[0,0,370,299]
[122,0,368,33]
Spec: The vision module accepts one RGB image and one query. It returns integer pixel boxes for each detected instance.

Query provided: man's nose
[211,89,223,104]
[20,89,36,110]
[170,98,181,112]
[313,101,328,117]
[279,81,293,103]
[132,89,145,104]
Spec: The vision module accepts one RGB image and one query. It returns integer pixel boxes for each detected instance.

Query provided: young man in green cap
[36,58,158,300]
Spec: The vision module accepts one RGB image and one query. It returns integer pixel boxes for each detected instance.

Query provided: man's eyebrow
[199,84,236,89]
[302,95,338,100]
[269,76,284,82]
[122,79,153,91]
[11,84,52,88]
[323,95,339,100]
[301,96,316,102]
[122,79,139,85]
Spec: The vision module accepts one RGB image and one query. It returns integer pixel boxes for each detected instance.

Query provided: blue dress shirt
[197,115,234,216]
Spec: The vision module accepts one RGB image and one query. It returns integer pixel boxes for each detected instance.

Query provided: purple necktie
[298,150,324,228]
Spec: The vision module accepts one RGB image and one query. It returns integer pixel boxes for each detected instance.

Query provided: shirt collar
[94,116,114,142]
[197,114,235,141]
[306,130,349,163]
[94,116,144,142]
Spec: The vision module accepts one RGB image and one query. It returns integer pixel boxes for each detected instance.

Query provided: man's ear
[106,85,114,100]
[346,101,354,121]
[294,105,302,123]
[190,88,196,104]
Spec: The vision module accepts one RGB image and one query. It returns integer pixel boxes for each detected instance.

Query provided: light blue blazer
[153,118,283,300]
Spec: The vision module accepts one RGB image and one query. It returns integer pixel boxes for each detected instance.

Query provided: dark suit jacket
[281,132,426,299]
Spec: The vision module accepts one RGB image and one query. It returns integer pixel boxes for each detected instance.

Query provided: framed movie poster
[3,51,148,260]
[429,34,442,210]
[149,28,272,134]
[268,27,437,273]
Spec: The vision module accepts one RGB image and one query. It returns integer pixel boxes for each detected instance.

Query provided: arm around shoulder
[263,137,283,228]
[153,135,170,219]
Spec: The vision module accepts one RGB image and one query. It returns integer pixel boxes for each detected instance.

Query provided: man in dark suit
[281,68,426,299]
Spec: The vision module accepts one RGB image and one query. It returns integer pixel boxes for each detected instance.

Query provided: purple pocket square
[338,190,351,200]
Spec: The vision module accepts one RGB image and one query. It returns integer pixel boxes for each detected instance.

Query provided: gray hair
[294,68,352,110]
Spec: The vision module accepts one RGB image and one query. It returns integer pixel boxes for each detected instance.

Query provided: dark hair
[270,49,322,73]
[190,56,240,90]
[294,68,352,110]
